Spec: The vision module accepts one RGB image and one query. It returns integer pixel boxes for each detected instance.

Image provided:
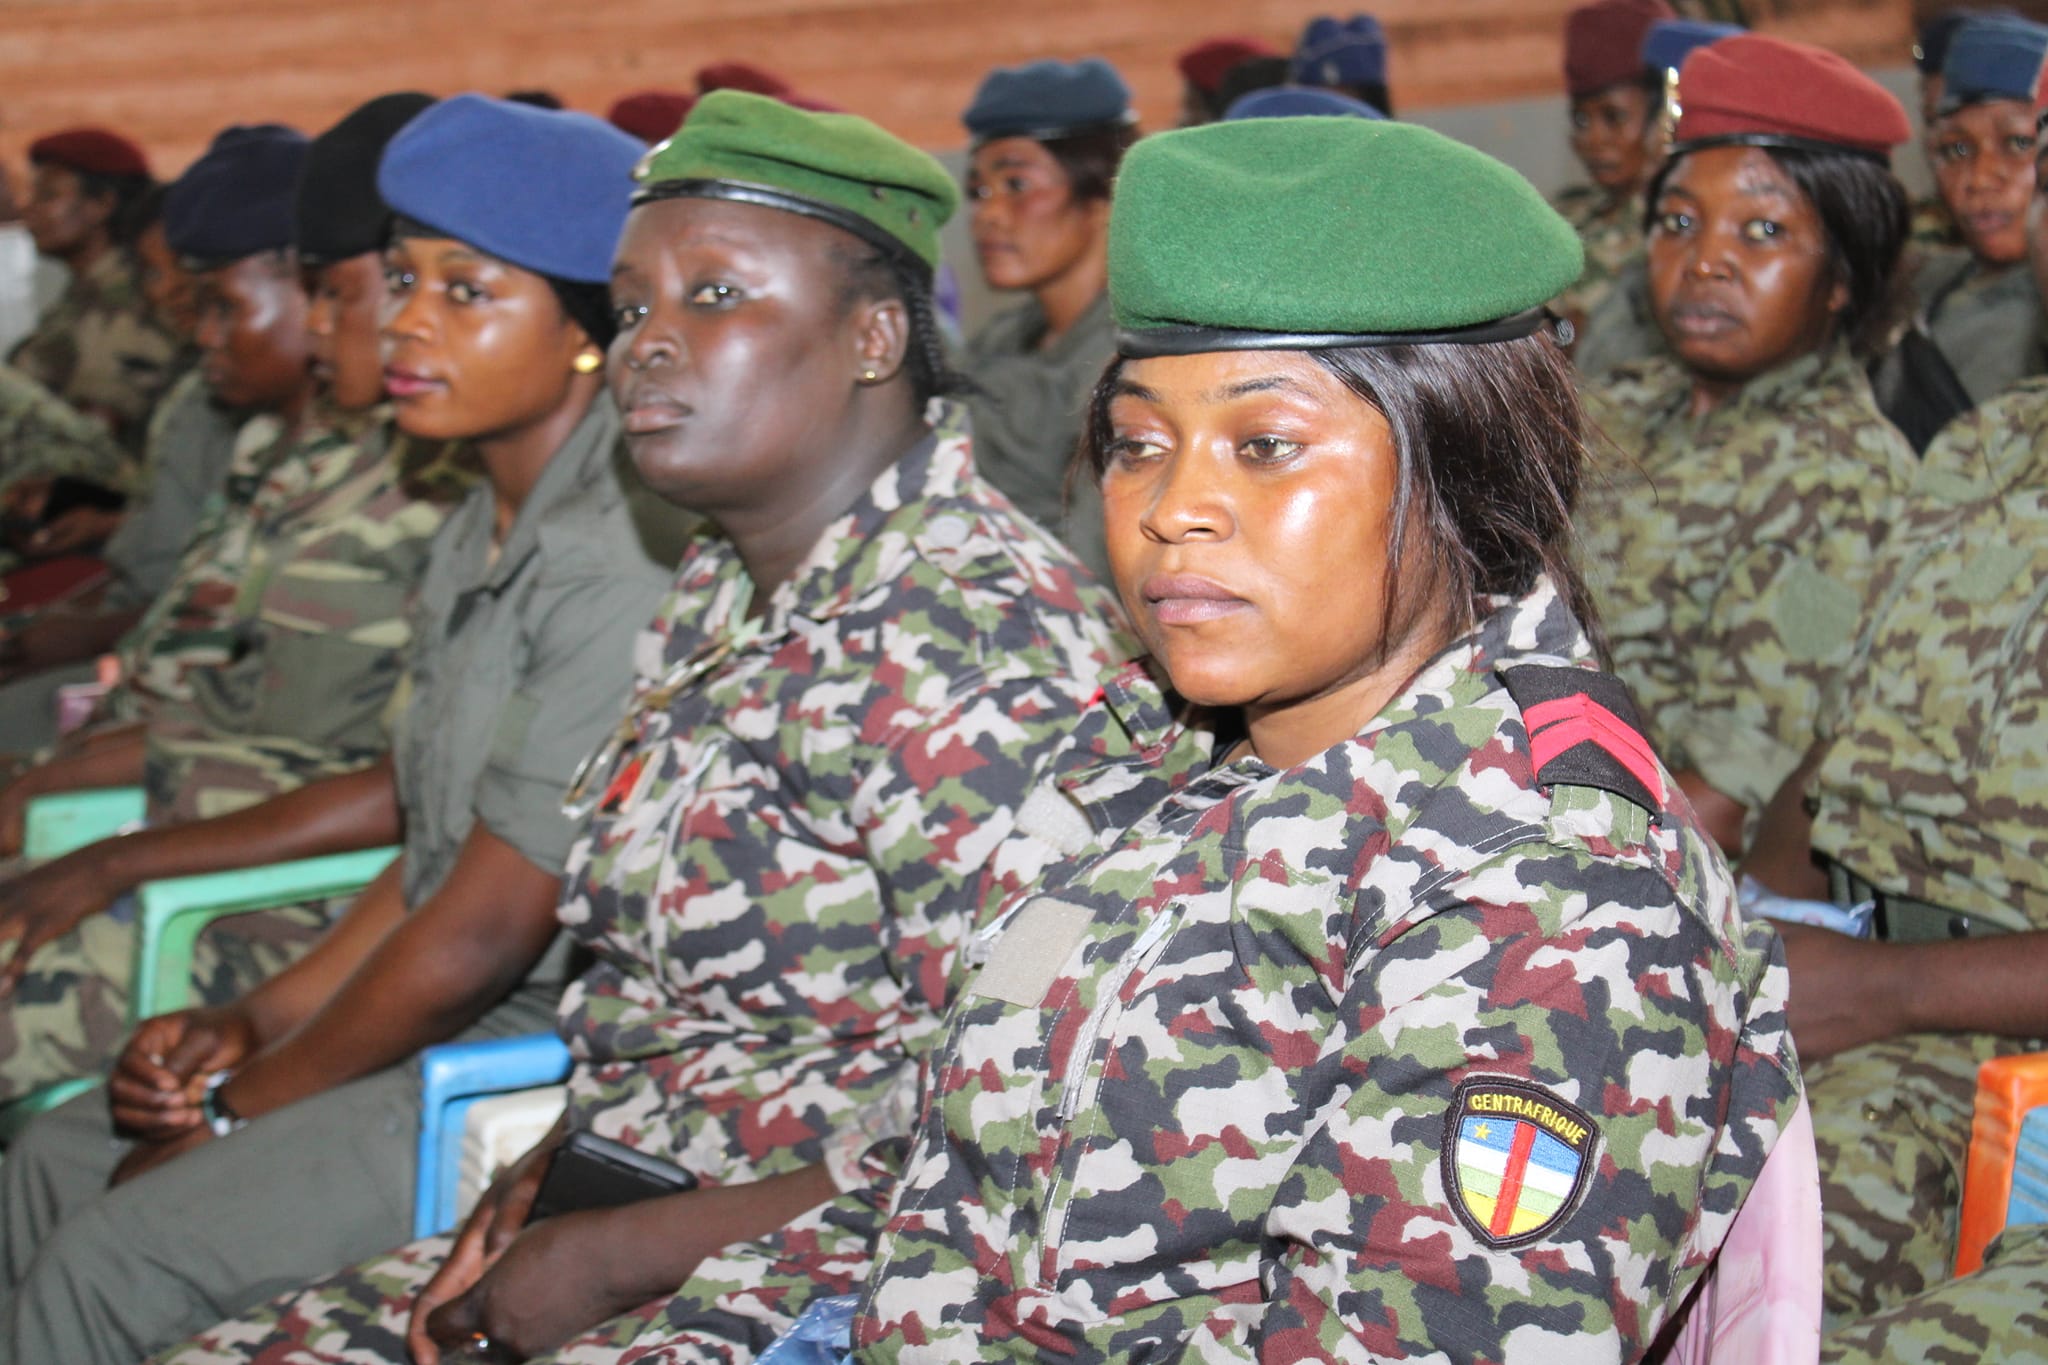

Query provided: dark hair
[113,180,169,247]
[551,278,617,350]
[1211,57,1293,118]
[1083,331,1603,658]
[1337,80,1395,118]
[1645,143,1909,359]
[832,243,974,407]
[1572,72,1663,122]
[504,89,565,110]
[72,167,156,246]
[1038,123,1141,203]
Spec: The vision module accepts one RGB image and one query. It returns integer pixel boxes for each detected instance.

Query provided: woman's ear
[853,295,911,385]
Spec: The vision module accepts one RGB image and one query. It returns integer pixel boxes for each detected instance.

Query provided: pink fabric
[1663,1101,1823,1364]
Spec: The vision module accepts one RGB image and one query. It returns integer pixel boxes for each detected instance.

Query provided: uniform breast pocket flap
[972,898,1093,1008]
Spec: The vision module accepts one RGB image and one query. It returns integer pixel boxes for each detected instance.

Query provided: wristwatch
[199,1069,246,1137]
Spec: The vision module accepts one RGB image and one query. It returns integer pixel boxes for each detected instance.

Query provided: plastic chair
[413,1032,572,1238]
[1957,1052,2048,1275]
[20,786,146,861]
[1660,1100,1823,1364]
[0,845,399,1144]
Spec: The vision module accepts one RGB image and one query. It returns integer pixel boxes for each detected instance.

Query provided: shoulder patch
[1498,664,1664,814]
[1442,1076,1599,1249]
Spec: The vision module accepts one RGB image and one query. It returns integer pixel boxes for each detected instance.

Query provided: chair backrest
[1659,1100,1822,1364]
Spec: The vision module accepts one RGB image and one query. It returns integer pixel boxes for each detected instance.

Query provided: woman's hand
[407,1123,564,1365]
[0,852,121,996]
[420,1206,651,1364]
[107,1004,259,1139]
[1778,921,1911,1063]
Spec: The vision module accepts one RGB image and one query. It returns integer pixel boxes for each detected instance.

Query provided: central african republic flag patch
[1442,1077,1598,1248]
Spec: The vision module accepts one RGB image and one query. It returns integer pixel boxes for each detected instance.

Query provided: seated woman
[1742,138,2048,1352]
[0,96,683,1365]
[0,103,462,1108]
[1574,33,1918,858]
[959,57,1136,584]
[1550,0,1671,340]
[157,90,1124,1365]
[433,108,1804,1365]
[1873,14,2048,428]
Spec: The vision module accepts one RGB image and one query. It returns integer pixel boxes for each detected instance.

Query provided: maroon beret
[1563,0,1674,98]
[1675,33,1910,159]
[606,90,696,145]
[1177,36,1281,94]
[27,127,150,180]
[696,62,792,98]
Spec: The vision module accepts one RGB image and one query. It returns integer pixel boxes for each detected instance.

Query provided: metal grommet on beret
[296,92,434,266]
[1938,15,2048,115]
[962,57,1135,144]
[164,124,309,267]
[376,93,644,285]
[1671,32,1911,162]
[634,90,958,274]
[1564,0,1674,98]
[1106,117,1581,356]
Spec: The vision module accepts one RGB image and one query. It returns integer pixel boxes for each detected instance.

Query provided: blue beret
[376,93,643,285]
[163,124,309,266]
[1224,86,1385,120]
[1291,15,1388,90]
[962,58,1134,142]
[1940,15,2048,113]
[1641,19,1744,75]
[1917,11,1977,74]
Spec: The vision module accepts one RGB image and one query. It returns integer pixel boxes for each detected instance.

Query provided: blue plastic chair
[413,1032,573,1238]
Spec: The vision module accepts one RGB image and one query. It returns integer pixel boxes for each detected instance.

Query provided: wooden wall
[0,0,1915,178]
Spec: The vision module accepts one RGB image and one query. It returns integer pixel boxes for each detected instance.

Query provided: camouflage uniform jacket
[855,579,1798,1363]
[1551,182,1642,336]
[139,408,469,822]
[5,248,180,443]
[0,362,131,499]
[390,396,680,909]
[1906,192,1960,251]
[554,407,1128,1194]
[1577,345,1915,812]
[1810,379,2048,931]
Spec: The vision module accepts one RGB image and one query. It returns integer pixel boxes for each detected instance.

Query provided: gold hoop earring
[572,351,603,374]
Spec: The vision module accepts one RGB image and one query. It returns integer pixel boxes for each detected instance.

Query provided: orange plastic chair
[1957,1052,2048,1275]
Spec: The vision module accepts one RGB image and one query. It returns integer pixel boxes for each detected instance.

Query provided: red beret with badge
[27,127,150,180]
[1563,0,1674,99]
[1674,32,1911,160]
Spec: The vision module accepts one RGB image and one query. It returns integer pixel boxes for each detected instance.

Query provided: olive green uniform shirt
[391,396,687,907]
[964,291,1114,584]
[99,369,245,608]
[1908,248,2045,406]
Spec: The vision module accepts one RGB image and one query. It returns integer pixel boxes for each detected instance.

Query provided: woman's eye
[1653,210,1690,235]
[1104,435,1165,468]
[383,267,416,293]
[1741,218,1782,243]
[613,301,648,329]
[2008,135,2038,157]
[1937,140,1973,164]
[688,282,738,307]
[447,280,486,304]
[967,182,992,201]
[1242,436,1304,464]
[1003,176,1030,195]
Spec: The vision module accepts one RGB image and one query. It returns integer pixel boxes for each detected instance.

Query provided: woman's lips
[382,367,443,399]
[1664,303,1742,340]
[619,390,690,435]
[1142,572,1250,625]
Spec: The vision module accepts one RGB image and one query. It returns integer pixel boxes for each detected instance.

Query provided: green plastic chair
[0,845,400,1144]
[20,786,147,862]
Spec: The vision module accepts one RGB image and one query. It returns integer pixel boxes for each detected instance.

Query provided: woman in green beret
[471,114,1808,1365]
[159,89,1124,1365]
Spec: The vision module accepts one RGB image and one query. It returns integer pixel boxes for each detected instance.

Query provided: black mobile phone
[527,1129,698,1222]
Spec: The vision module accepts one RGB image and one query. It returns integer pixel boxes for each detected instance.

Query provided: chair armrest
[1958,1052,2048,1275]
[130,846,400,1022]
[22,786,146,861]
[415,1032,574,1238]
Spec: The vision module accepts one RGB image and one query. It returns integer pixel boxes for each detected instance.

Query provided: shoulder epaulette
[1498,664,1665,815]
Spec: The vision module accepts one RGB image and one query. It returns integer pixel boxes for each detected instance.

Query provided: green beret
[1108,118,1583,356]
[634,89,958,273]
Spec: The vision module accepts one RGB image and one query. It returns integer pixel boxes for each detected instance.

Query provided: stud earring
[860,368,879,383]
[573,351,603,374]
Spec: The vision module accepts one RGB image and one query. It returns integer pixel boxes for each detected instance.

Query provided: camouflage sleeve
[472,554,671,878]
[1677,471,1901,811]
[1174,846,1786,1362]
